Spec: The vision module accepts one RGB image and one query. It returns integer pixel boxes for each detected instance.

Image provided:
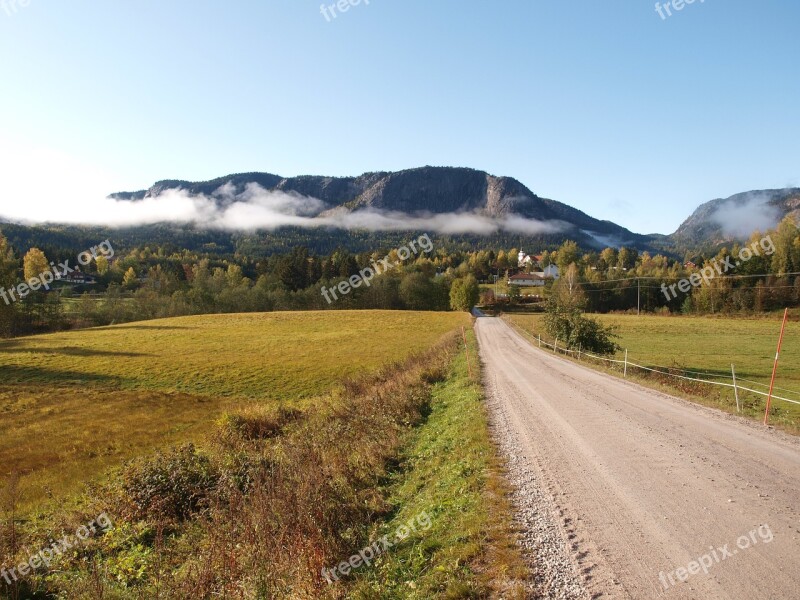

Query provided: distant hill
[110,166,652,250]
[669,188,800,248]
[3,167,796,257]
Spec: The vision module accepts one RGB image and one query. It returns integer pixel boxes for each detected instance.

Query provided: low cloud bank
[2,182,568,235]
[710,192,783,238]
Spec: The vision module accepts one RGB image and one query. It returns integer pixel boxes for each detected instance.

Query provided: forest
[1,215,798,337]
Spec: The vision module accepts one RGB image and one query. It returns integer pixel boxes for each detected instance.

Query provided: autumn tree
[771,216,799,276]
[556,241,580,273]
[23,248,49,282]
[544,264,617,354]
[617,247,638,271]
[599,247,618,272]
[0,233,15,285]
[449,275,479,311]
[122,267,138,289]
[96,255,110,275]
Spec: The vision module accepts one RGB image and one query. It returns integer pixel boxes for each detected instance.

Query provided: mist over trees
[0,215,798,336]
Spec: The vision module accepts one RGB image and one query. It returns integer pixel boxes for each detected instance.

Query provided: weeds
[1,324,529,599]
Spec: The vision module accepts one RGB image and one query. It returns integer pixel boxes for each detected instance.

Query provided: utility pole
[637,277,641,316]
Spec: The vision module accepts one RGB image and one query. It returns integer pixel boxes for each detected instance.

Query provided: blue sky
[0,0,798,234]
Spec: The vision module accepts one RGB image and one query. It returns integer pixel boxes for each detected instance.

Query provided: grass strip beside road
[348,326,529,599]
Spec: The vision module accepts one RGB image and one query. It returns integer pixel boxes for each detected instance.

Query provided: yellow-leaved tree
[23,248,49,282]
[96,255,110,275]
[122,267,138,289]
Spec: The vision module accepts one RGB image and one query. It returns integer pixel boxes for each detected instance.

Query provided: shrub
[120,444,219,521]
[215,406,302,443]
[543,310,619,355]
[544,264,619,355]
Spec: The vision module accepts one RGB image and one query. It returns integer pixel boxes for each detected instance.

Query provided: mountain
[110,166,652,250]
[669,188,800,248]
[4,167,795,257]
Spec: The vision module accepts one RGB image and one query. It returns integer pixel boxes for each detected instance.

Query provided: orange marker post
[764,308,790,426]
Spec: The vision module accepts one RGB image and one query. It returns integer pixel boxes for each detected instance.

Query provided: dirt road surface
[476,316,800,599]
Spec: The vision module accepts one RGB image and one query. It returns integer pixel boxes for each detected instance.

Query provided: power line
[580,272,800,287]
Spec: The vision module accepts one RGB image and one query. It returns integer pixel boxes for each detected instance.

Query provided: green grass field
[0,311,469,512]
[505,313,800,431]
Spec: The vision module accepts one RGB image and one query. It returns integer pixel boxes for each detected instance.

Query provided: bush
[543,263,619,355]
[216,406,302,443]
[543,310,619,355]
[120,444,219,521]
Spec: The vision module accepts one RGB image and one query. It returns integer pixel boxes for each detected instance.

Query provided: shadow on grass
[97,325,191,331]
[0,364,123,386]
[375,397,434,498]
[0,346,150,357]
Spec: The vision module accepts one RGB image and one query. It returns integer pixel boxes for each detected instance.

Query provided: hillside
[670,187,800,248]
[3,167,797,256]
[109,166,653,250]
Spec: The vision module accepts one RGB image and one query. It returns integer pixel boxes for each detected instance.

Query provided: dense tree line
[0,232,482,336]
[1,216,797,336]
[533,216,800,315]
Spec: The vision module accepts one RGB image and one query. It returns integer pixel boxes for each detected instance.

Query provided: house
[508,273,545,287]
[518,251,558,277]
[542,264,560,279]
[62,268,97,285]
[519,251,546,267]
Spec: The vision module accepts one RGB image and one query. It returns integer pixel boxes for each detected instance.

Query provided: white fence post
[538,334,541,348]
[624,349,628,378]
[732,363,741,413]
[554,338,558,354]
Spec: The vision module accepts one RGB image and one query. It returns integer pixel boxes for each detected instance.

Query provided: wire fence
[511,324,800,411]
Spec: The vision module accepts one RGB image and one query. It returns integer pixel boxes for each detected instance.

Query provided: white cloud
[0,144,568,235]
[710,192,783,238]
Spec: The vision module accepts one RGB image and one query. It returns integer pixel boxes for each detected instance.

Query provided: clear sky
[0,0,798,234]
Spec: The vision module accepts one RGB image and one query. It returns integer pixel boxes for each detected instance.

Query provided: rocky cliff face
[110,166,646,245]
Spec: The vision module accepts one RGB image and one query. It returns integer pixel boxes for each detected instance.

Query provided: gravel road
[475,316,800,599]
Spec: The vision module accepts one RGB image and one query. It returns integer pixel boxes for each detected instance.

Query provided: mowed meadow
[506,312,800,430]
[0,311,469,512]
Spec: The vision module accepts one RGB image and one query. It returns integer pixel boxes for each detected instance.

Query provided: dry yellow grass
[0,310,470,512]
